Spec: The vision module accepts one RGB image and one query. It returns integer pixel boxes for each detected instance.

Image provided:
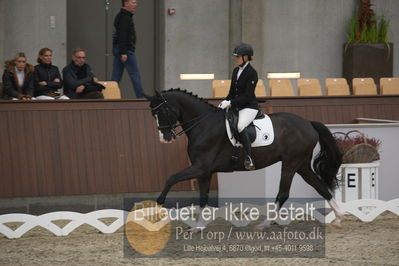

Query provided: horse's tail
[311,121,342,191]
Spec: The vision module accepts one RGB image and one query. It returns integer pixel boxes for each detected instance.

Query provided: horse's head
[146,91,179,143]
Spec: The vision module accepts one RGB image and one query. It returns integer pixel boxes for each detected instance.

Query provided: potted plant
[343,0,393,89]
[334,130,381,163]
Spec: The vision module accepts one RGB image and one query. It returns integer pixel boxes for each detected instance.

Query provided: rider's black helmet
[232,43,254,59]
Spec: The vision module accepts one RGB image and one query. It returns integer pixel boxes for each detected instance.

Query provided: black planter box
[343,43,393,88]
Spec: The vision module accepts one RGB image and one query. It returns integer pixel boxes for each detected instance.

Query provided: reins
[173,111,213,137]
[151,95,214,138]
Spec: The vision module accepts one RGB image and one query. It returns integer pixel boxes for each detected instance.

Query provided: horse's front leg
[157,165,205,205]
[188,177,212,233]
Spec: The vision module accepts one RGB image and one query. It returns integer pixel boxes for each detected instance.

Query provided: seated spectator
[2,52,34,100]
[63,48,104,99]
[34,48,69,100]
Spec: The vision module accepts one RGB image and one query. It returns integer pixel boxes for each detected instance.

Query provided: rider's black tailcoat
[225,63,259,110]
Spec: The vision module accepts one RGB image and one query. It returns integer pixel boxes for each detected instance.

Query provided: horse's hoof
[254,224,264,232]
[188,226,205,233]
[254,222,271,231]
[244,158,255,171]
[244,163,255,171]
[330,219,342,229]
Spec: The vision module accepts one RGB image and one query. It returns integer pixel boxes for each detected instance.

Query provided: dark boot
[239,130,255,170]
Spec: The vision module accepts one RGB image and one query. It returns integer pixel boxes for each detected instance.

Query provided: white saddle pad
[225,114,275,148]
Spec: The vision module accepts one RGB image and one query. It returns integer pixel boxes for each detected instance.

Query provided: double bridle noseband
[151,94,212,138]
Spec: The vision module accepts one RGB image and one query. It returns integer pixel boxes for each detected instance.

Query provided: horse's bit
[151,94,212,138]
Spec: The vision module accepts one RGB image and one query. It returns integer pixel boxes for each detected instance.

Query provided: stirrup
[244,156,255,170]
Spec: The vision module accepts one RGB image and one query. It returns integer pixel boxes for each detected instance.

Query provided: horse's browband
[151,101,165,111]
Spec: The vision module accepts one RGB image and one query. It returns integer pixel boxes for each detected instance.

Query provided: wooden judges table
[0,95,399,198]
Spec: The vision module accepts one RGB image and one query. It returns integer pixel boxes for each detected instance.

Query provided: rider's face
[235,55,248,66]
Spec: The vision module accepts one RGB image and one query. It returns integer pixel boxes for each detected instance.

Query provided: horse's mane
[163,88,219,110]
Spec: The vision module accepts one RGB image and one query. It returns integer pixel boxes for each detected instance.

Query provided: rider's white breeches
[237,108,258,132]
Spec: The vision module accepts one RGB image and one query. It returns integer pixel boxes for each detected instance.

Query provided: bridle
[151,94,213,138]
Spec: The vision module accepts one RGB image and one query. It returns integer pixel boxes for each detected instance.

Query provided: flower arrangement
[346,0,390,46]
[334,130,381,163]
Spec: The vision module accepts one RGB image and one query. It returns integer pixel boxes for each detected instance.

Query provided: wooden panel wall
[1,95,398,198]
[0,100,190,198]
[264,95,399,123]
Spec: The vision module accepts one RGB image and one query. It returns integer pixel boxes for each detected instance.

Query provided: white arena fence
[0,199,398,239]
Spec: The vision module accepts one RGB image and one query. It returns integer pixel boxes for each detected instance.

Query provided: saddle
[226,108,265,144]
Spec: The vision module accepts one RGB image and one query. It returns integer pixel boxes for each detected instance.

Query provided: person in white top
[2,52,35,100]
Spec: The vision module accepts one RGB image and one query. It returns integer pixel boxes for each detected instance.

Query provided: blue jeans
[111,46,144,98]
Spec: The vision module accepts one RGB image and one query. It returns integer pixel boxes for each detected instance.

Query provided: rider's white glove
[218,100,231,110]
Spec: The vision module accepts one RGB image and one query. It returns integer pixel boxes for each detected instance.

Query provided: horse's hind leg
[255,162,297,231]
[198,177,211,208]
[297,163,344,229]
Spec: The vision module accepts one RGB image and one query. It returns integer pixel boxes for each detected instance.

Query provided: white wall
[329,123,399,201]
[262,0,355,94]
[162,0,230,97]
[374,0,399,78]
[242,0,264,77]
[218,123,399,201]
[261,0,398,94]
[2,0,66,70]
[160,0,399,97]
[1,0,398,97]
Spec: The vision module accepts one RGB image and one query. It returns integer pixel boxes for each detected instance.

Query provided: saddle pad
[225,114,275,148]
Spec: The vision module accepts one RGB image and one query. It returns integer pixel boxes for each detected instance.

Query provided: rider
[218,43,259,170]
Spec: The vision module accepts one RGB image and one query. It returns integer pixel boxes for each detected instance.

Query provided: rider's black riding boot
[239,130,255,170]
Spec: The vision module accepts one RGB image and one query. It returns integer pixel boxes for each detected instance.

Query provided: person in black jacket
[111,0,144,98]
[218,43,260,170]
[2,52,34,100]
[63,48,104,99]
[34,48,69,100]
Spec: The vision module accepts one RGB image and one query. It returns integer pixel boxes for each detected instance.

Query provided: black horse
[146,89,344,230]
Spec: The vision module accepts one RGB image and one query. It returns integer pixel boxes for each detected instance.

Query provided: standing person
[63,48,104,99]
[218,43,259,170]
[2,52,34,100]
[111,0,144,98]
[33,48,69,100]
